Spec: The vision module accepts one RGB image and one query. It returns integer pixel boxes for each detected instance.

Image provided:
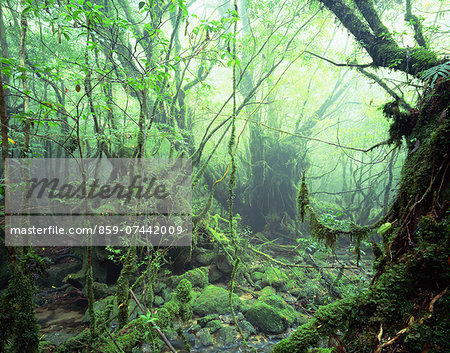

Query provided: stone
[194,328,212,347]
[197,314,219,327]
[208,265,223,283]
[193,285,241,315]
[217,326,235,346]
[261,268,289,289]
[240,320,256,335]
[172,267,209,289]
[259,286,276,296]
[41,332,76,346]
[215,254,233,274]
[82,281,110,299]
[205,319,222,333]
[245,302,288,334]
[153,295,164,306]
[196,251,216,265]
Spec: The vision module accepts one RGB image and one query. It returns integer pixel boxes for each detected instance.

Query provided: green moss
[261,267,289,289]
[197,314,219,327]
[259,285,276,296]
[193,285,241,315]
[205,319,222,333]
[0,255,40,353]
[173,267,209,289]
[245,293,300,334]
[272,320,320,353]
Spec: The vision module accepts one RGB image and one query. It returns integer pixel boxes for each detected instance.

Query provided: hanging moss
[296,173,371,249]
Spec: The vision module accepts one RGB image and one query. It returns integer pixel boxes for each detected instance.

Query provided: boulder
[193,285,241,315]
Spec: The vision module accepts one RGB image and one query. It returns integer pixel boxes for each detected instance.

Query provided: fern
[419,61,450,89]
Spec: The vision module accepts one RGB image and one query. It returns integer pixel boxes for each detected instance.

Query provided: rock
[41,332,76,346]
[153,295,164,306]
[189,324,201,333]
[161,288,171,301]
[43,261,82,288]
[206,319,222,333]
[261,268,289,289]
[193,285,241,315]
[258,294,298,325]
[197,314,219,327]
[217,326,235,346]
[194,328,212,347]
[245,302,288,334]
[196,251,216,265]
[240,320,256,335]
[219,313,233,324]
[172,267,209,289]
[259,286,276,296]
[215,254,233,274]
[251,271,264,283]
[236,311,245,321]
[83,295,137,323]
[208,265,223,283]
[245,292,299,334]
[82,281,110,299]
[153,281,167,295]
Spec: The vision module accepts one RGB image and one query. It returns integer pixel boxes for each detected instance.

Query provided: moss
[172,267,209,289]
[0,254,40,353]
[205,319,222,333]
[116,247,137,329]
[193,285,241,315]
[272,320,320,353]
[259,285,276,296]
[197,314,220,327]
[261,267,289,289]
[245,293,300,334]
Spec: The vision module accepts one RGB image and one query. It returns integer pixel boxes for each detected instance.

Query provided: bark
[405,0,427,48]
[19,2,30,157]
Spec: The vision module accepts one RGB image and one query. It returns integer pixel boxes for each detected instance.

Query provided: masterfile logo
[4,158,192,247]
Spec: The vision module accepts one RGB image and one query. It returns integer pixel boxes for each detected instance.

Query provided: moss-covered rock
[82,281,110,299]
[172,267,209,289]
[217,326,235,346]
[259,286,276,296]
[197,314,220,327]
[205,319,222,333]
[261,268,289,289]
[193,285,241,315]
[196,251,216,265]
[153,295,164,306]
[194,328,212,347]
[246,301,288,334]
[245,292,300,334]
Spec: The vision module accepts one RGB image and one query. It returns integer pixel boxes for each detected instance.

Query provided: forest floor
[33,239,374,353]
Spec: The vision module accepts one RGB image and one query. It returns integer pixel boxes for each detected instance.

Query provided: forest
[0,0,449,352]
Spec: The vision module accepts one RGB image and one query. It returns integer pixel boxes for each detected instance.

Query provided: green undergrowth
[55,279,194,353]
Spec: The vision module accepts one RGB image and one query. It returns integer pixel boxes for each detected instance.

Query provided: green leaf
[377,222,392,235]
[138,1,145,10]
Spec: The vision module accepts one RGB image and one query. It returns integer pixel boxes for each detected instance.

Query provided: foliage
[419,61,450,89]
